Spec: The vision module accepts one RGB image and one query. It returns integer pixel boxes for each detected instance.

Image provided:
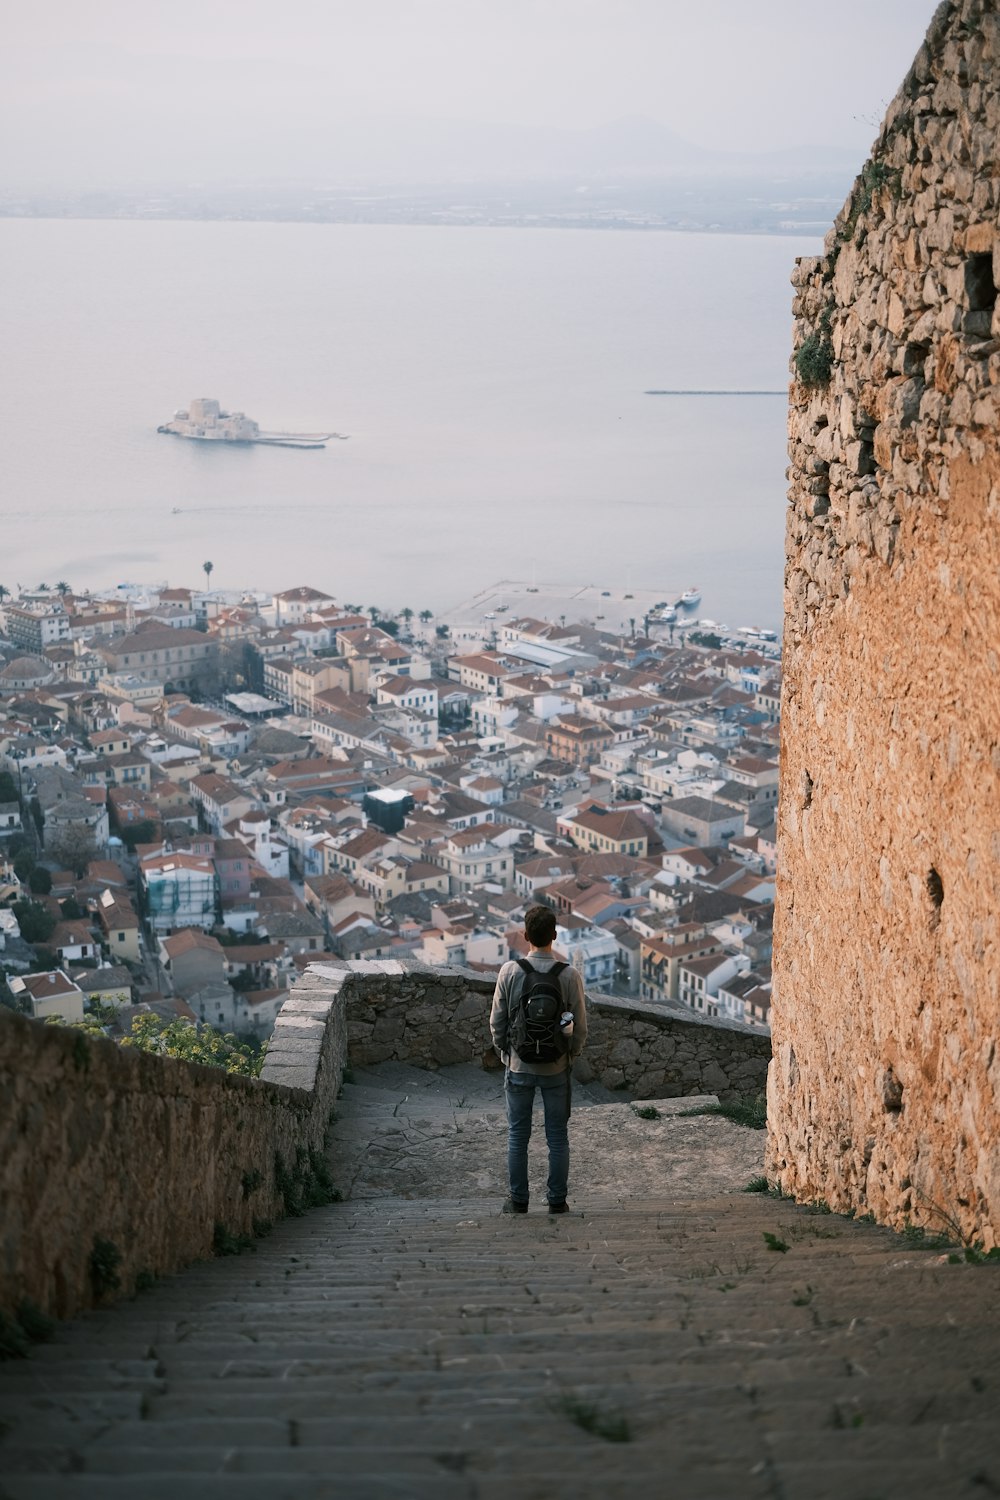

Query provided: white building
[5,602,72,653]
[555,920,618,991]
[140,852,218,934]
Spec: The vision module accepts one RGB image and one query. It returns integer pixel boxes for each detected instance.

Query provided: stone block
[609,1039,641,1067]
[453,994,489,1023]
[256,1064,317,1092]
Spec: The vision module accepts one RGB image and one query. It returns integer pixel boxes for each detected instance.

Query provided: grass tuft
[679,1094,766,1130]
[796,331,834,387]
[213,1223,255,1257]
[90,1237,122,1298]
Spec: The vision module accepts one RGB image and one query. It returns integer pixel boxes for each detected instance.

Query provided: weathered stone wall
[772,0,1000,1246]
[579,995,770,1100]
[331,959,769,1103]
[0,977,347,1321]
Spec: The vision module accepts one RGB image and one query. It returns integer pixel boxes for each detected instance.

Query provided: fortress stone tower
[770,0,1000,1247]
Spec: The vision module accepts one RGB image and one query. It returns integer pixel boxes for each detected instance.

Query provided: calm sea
[1,219,819,631]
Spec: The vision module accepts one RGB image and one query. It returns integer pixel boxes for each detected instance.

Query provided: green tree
[11,900,56,944]
[120,819,158,852]
[0,770,18,803]
[203,560,214,589]
[419,609,433,628]
[120,1014,263,1077]
[45,998,120,1037]
[13,851,35,882]
[60,895,84,920]
[399,607,414,632]
[0,584,9,605]
[55,581,71,597]
[27,866,52,895]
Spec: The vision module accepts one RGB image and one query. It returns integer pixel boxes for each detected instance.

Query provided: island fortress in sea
[157,398,341,449]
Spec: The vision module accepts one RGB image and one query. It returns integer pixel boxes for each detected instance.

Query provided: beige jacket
[490,951,588,1075]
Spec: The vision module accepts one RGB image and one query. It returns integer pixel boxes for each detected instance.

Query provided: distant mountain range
[291,114,866,186]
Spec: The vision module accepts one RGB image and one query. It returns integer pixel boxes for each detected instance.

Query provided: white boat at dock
[676,587,701,607]
[157,398,344,450]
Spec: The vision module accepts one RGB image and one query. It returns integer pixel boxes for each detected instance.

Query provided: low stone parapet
[579,993,770,1101]
[309,958,770,1103]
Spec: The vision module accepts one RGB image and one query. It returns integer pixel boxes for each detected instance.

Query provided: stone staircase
[1,1065,998,1498]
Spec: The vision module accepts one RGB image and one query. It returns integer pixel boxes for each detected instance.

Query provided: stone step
[1,1057,996,1500]
[0,1475,478,1500]
[0,1471,781,1500]
[1,1463,986,1500]
[120,1244,940,1285]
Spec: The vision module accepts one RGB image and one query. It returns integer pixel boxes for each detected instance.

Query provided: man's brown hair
[524,904,557,948]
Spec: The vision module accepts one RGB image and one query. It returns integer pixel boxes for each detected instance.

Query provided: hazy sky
[2,0,936,188]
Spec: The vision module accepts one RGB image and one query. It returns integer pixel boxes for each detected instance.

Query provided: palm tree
[344,603,362,615]
[367,606,381,624]
[203,560,214,590]
[56,581,70,596]
[0,584,9,605]
[37,582,50,592]
[400,607,414,627]
[419,609,432,627]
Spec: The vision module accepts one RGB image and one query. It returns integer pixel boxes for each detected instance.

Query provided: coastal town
[0,576,780,1059]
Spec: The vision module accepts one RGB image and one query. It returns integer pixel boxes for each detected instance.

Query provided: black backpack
[510,958,569,1064]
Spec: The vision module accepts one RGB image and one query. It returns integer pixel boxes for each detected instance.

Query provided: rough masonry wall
[0,981,347,1321]
[335,959,769,1103]
[771,0,1000,1245]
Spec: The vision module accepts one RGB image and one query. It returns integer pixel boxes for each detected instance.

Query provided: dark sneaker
[502,1198,528,1215]
[548,1201,569,1215]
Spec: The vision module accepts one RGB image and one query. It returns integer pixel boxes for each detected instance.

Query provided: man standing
[490,904,587,1215]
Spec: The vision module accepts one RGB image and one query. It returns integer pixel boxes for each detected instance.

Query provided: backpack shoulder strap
[549,961,569,978]
[516,958,534,975]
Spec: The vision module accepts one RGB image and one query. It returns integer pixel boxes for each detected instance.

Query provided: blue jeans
[505,1068,570,1206]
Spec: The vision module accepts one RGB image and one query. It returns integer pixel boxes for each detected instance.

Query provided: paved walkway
[1,1065,998,1498]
